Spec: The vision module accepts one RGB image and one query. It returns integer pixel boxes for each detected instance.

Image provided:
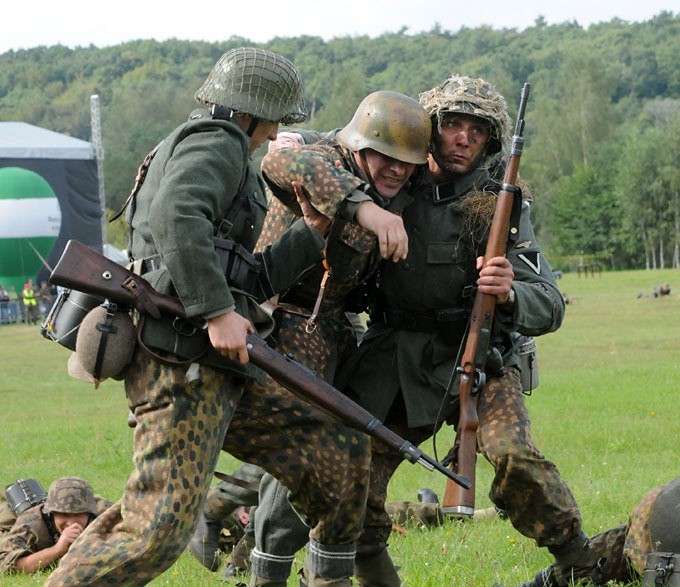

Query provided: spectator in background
[7,286,21,323]
[22,279,38,325]
[36,280,54,319]
[0,285,9,324]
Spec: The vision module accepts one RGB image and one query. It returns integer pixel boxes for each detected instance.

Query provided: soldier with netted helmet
[0,477,110,575]
[187,90,431,586]
[44,47,350,587]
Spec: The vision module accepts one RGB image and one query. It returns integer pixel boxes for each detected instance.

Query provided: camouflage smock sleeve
[0,509,52,573]
[261,144,364,217]
[498,200,565,335]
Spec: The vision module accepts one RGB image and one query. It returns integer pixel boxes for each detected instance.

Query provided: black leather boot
[188,512,224,572]
[549,531,604,586]
[497,533,604,587]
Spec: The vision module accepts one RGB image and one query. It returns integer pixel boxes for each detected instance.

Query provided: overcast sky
[0,0,676,54]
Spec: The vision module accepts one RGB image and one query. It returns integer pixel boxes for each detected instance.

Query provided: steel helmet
[44,477,98,516]
[419,74,512,155]
[195,47,307,125]
[336,91,431,164]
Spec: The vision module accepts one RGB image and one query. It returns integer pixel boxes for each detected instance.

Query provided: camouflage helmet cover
[45,476,98,516]
[336,90,431,164]
[419,74,512,155]
[195,47,307,125]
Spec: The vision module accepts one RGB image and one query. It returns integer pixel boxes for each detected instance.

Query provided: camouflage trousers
[45,349,244,587]
[358,367,583,556]
[222,309,370,580]
[46,307,371,587]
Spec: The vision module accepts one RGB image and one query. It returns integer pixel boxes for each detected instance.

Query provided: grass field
[0,268,678,586]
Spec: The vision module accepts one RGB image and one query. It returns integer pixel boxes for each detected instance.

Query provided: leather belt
[382,307,467,332]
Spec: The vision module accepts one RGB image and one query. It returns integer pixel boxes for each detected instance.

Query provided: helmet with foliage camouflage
[195,47,307,125]
[419,74,512,155]
[45,477,98,516]
[336,91,431,164]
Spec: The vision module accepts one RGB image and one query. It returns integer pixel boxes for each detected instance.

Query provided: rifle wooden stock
[49,239,470,489]
[442,83,531,517]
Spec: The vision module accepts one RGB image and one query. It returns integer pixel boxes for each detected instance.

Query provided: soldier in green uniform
[328,75,600,586]
[217,90,431,587]
[513,476,680,586]
[43,47,340,587]
[0,477,110,575]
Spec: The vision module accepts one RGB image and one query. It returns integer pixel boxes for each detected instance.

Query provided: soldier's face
[53,512,89,533]
[430,114,490,177]
[357,149,417,199]
[249,121,279,154]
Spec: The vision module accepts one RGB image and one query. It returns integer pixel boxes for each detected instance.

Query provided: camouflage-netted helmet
[419,74,512,155]
[336,91,431,164]
[45,477,97,516]
[195,47,307,125]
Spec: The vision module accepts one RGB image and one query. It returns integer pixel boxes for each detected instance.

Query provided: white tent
[0,122,102,288]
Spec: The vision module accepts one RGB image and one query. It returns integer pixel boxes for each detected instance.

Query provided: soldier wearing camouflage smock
[215,91,431,587]
[44,47,333,587]
[0,477,110,575]
[521,477,680,586]
[327,75,602,587]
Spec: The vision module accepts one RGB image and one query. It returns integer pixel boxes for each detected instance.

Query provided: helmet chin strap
[246,117,260,137]
[358,150,377,192]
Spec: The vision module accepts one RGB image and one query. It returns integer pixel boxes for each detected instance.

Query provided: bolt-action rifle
[48,238,470,489]
[441,83,531,517]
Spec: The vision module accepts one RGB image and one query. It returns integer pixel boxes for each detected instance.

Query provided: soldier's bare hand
[355,201,408,261]
[57,523,84,552]
[267,132,304,152]
[294,181,331,235]
[207,310,254,364]
[476,256,514,302]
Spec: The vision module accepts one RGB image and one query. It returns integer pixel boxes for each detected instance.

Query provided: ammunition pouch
[509,333,539,394]
[5,478,47,516]
[213,236,261,294]
[140,237,261,295]
[644,553,680,586]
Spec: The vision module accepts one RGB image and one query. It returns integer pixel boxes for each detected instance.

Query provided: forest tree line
[1,12,678,270]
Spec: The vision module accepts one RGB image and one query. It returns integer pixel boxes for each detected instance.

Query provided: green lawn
[0,267,677,585]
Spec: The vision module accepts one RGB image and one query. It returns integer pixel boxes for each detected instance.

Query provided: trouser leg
[479,369,604,587]
[355,404,431,584]
[45,352,240,587]
[224,378,370,582]
[477,368,583,549]
[248,472,310,581]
